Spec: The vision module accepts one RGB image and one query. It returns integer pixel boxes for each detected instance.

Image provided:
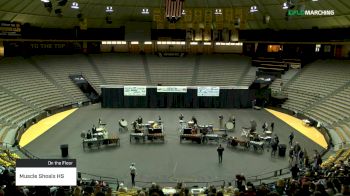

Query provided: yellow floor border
[19,108,78,148]
[265,108,328,149]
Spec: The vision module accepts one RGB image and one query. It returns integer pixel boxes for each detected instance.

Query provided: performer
[289,132,294,145]
[232,116,236,128]
[217,144,224,163]
[179,114,184,120]
[92,125,97,134]
[86,130,92,139]
[191,116,198,126]
[137,116,143,124]
[132,121,137,131]
[191,125,198,134]
[129,163,137,187]
[270,122,275,132]
[250,120,257,133]
[262,122,268,132]
[98,118,102,126]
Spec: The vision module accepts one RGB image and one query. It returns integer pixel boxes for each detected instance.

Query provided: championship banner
[197,86,220,97]
[157,86,187,93]
[124,86,147,96]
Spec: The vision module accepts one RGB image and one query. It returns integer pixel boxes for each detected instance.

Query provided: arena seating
[238,67,257,86]
[90,53,147,85]
[0,91,38,126]
[0,57,73,111]
[282,60,350,113]
[147,55,195,85]
[305,85,350,125]
[32,55,91,103]
[196,54,251,86]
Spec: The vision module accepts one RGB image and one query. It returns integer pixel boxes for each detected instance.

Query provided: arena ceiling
[0,0,349,30]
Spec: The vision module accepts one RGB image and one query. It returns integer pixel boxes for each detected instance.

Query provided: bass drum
[225,121,234,130]
[119,120,128,127]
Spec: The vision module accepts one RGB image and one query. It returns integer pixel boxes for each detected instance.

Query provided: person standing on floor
[217,144,224,163]
[289,132,294,145]
[270,122,274,132]
[130,163,137,187]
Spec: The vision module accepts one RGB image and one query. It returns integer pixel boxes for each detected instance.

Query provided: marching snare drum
[225,122,234,130]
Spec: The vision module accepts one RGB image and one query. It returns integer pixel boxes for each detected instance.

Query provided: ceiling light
[282,2,288,9]
[71,2,79,9]
[214,9,222,15]
[144,41,152,45]
[203,42,211,45]
[250,6,258,13]
[41,0,50,2]
[142,8,149,14]
[190,42,198,45]
[312,0,318,1]
[106,6,113,13]
[131,41,139,45]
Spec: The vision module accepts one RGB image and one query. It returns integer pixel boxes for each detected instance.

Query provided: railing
[80,172,123,187]
[135,180,225,188]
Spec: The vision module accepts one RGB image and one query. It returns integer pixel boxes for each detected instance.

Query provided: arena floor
[22,104,325,186]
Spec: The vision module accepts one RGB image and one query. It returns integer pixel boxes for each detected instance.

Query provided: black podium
[60,144,68,157]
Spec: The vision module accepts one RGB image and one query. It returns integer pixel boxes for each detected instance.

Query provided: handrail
[135,179,225,188]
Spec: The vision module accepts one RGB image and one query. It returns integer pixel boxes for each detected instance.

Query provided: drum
[80,131,86,138]
[136,123,142,130]
[152,123,159,129]
[225,122,234,130]
[119,120,128,127]
[188,120,194,127]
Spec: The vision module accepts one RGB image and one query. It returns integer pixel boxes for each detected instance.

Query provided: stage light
[106,6,113,13]
[71,2,79,9]
[142,8,149,14]
[214,9,222,15]
[250,5,258,13]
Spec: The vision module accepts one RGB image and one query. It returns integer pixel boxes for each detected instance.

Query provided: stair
[237,58,255,86]
[29,58,76,103]
[302,80,350,113]
[141,54,151,85]
[191,54,201,85]
[85,54,107,85]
